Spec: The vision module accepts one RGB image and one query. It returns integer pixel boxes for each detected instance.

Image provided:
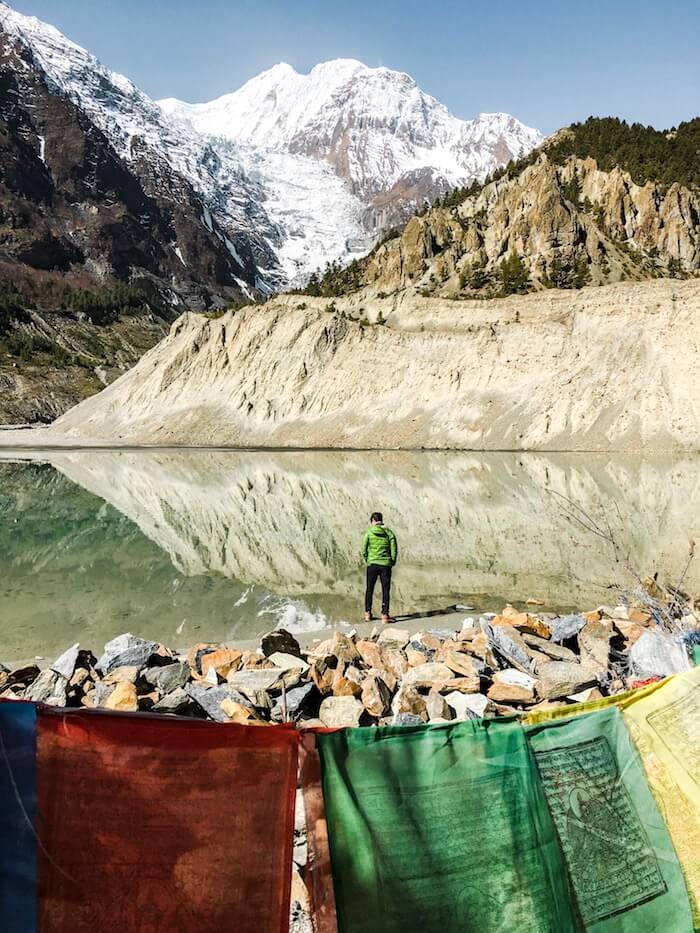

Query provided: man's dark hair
[370,511,383,523]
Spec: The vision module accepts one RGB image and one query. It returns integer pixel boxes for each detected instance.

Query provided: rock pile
[2,601,697,726]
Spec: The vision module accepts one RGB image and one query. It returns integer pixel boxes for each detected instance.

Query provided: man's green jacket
[360,524,398,567]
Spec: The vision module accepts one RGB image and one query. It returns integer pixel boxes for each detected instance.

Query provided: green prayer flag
[692,643,700,667]
[317,719,577,933]
[526,706,694,932]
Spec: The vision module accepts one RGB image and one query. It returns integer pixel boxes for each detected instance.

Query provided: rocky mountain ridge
[317,151,700,299]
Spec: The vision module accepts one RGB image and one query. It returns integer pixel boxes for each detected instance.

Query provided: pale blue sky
[11,0,700,133]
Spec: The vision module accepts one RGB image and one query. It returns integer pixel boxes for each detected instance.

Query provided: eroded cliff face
[39,279,700,452]
[362,155,700,295]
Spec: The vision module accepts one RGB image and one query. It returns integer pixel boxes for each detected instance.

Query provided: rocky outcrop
[361,155,700,296]
[34,279,700,452]
[0,308,170,423]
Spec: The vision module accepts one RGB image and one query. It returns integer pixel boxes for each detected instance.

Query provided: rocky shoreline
[3,593,698,728]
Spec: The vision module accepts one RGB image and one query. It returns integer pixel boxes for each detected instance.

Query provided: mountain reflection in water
[1,449,698,661]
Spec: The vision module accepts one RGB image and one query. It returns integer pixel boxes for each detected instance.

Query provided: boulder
[402,662,453,689]
[380,647,408,682]
[331,632,360,664]
[438,676,481,694]
[548,614,586,643]
[309,658,335,695]
[226,669,284,707]
[200,648,243,681]
[102,666,140,685]
[361,672,392,718]
[332,675,363,698]
[391,685,427,720]
[220,699,267,725]
[466,631,498,667]
[185,683,254,722]
[487,623,535,674]
[577,619,612,671]
[105,681,138,712]
[268,652,309,673]
[153,687,193,714]
[521,633,577,662]
[6,665,40,689]
[487,671,537,705]
[495,607,551,639]
[96,634,157,675]
[377,628,410,648]
[425,691,453,722]
[261,629,302,658]
[51,643,80,681]
[629,631,692,679]
[390,713,424,726]
[440,651,481,688]
[537,661,599,700]
[271,683,316,722]
[355,639,384,669]
[144,661,189,695]
[406,646,431,667]
[319,696,364,728]
[443,691,481,720]
[24,668,67,706]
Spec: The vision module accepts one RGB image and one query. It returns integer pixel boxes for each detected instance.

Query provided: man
[360,512,398,623]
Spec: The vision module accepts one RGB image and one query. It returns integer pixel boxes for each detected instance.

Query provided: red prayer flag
[36,709,298,933]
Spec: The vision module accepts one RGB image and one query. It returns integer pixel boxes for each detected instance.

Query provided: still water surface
[1,449,698,660]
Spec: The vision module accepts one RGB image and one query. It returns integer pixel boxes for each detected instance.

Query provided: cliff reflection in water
[1,449,698,660]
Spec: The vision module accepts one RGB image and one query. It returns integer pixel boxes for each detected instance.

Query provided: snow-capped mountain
[0,2,542,290]
[160,60,543,237]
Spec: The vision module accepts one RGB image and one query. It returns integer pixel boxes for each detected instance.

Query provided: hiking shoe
[364,612,373,622]
[381,614,396,624]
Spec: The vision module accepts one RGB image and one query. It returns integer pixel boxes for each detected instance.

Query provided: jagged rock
[144,661,189,694]
[24,668,67,706]
[102,666,140,685]
[104,681,138,712]
[309,659,335,695]
[332,675,363,698]
[494,608,551,639]
[612,618,647,647]
[361,672,392,718]
[406,646,431,667]
[69,668,91,690]
[377,628,410,648]
[521,633,577,662]
[152,687,193,714]
[577,619,613,672]
[438,676,481,694]
[185,683,254,722]
[200,648,243,681]
[443,691,479,720]
[466,631,497,667]
[268,652,310,672]
[331,632,360,664]
[629,631,692,678]
[261,629,302,658]
[440,651,481,688]
[6,665,40,688]
[425,691,453,722]
[51,643,80,681]
[271,683,316,722]
[548,615,586,643]
[412,633,443,652]
[220,699,267,725]
[319,696,364,728]
[402,662,453,689]
[537,661,599,700]
[380,646,408,682]
[487,669,537,705]
[226,669,282,708]
[487,623,535,674]
[96,634,157,675]
[391,685,427,720]
[355,639,383,669]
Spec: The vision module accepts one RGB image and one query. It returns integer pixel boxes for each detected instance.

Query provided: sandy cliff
[43,279,700,451]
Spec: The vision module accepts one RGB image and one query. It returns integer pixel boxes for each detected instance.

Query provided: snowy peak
[159,58,542,221]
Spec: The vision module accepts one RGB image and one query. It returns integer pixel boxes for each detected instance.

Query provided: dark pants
[365,564,392,616]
